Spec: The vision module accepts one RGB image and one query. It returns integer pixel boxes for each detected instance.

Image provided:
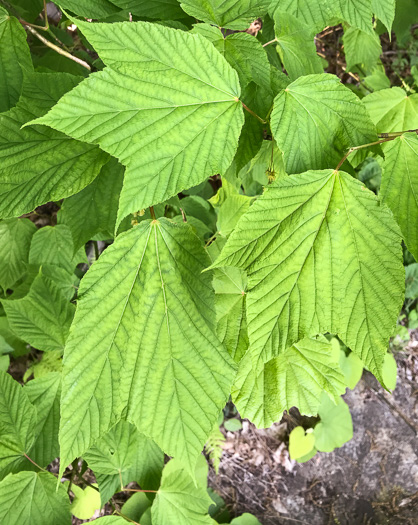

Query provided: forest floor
[208,336,418,525]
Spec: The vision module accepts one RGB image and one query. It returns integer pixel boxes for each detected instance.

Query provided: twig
[378,129,418,138]
[24,25,91,71]
[122,488,158,493]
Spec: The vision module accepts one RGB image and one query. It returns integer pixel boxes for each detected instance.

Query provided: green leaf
[405,263,418,299]
[29,225,81,274]
[112,0,186,19]
[380,133,418,260]
[0,317,28,357]
[23,350,62,383]
[232,337,346,427]
[337,0,373,34]
[205,424,225,474]
[0,72,109,219]
[152,459,214,525]
[58,0,121,18]
[273,13,323,80]
[84,420,163,505]
[0,11,33,112]
[343,27,382,72]
[230,514,262,524]
[372,0,396,33]
[0,218,37,292]
[89,518,127,525]
[224,418,242,432]
[210,170,404,378]
[288,426,315,460]
[269,0,333,33]
[192,24,271,89]
[71,484,102,520]
[363,88,418,134]
[339,350,363,390]
[313,393,353,452]
[2,273,75,352]
[59,158,124,251]
[0,371,37,479]
[180,0,270,29]
[30,20,244,226]
[59,219,236,476]
[3,0,43,22]
[381,352,397,390]
[121,492,152,522]
[270,74,378,174]
[207,237,248,362]
[0,471,71,525]
[25,372,61,467]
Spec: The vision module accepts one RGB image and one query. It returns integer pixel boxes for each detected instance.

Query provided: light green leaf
[111,0,185,19]
[84,420,163,505]
[23,350,62,383]
[0,354,9,372]
[405,263,418,299]
[71,484,102,520]
[2,273,75,352]
[232,337,346,427]
[121,492,152,522]
[0,11,33,112]
[0,317,28,357]
[224,418,242,431]
[313,393,353,452]
[372,0,396,33]
[0,72,109,219]
[381,352,397,390]
[273,12,323,80]
[180,0,270,29]
[89,518,127,525]
[59,158,124,251]
[207,237,248,362]
[25,372,61,467]
[380,133,418,260]
[0,218,37,292]
[363,88,418,135]
[0,471,71,525]
[29,225,80,274]
[270,74,378,174]
[288,426,315,460]
[269,0,333,33]
[59,219,236,476]
[192,24,271,89]
[343,27,382,72]
[230,514,262,524]
[363,70,391,92]
[58,0,121,18]
[337,0,373,34]
[0,371,37,480]
[152,459,214,525]
[210,170,404,378]
[339,350,363,390]
[217,194,252,237]
[30,20,244,226]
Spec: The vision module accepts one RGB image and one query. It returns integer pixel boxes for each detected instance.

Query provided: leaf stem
[334,129,418,171]
[150,206,156,220]
[241,102,267,124]
[24,453,50,474]
[23,25,91,71]
[122,488,158,493]
[263,37,277,47]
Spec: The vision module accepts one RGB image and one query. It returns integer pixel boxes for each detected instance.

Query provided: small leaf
[30,20,244,225]
[0,218,37,292]
[121,492,152,522]
[2,273,75,352]
[0,371,37,480]
[71,484,102,520]
[343,27,382,72]
[0,11,33,112]
[0,471,71,525]
[271,74,378,174]
[381,352,397,390]
[339,351,363,390]
[313,393,353,452]
[288,426,315,460]
[180,0,270,29]
[230,514,262,524]
[372,0,396,33]
[224,418,242,432]
[0,72,109,219]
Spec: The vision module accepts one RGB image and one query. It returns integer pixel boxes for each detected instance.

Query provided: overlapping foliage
[0,0,416,523]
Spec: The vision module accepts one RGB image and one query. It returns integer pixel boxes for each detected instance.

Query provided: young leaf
[0,371,37,480]
[30,20,244,226]
[0,218,37,292]
[288,426,315,461]
[25,372,61,468]
[313,393,353,452]
[2,273,75,352]
[152,459,214,525]
[270,74,378,174]
[363,87,418,135]
[180,0,270,29]
[71,484,102,520]
[84,420,163,505]
[232,337,346,427]
[210,170,405,378]
[58,158,124,251]
[380,133,418,260]
[0,72,109,219]
[0,471,71,525]
[59,219,236,476]
[0,10,33,112]
[273,12,323,80]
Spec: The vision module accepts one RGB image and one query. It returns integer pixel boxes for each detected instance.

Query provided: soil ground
[208,339,418,525]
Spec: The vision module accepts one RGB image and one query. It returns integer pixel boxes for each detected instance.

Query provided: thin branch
[24,25,91,71]
[262,37,277,47]
[122,488,158,493]
[335,129,418,171]
[241,102,267,124]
